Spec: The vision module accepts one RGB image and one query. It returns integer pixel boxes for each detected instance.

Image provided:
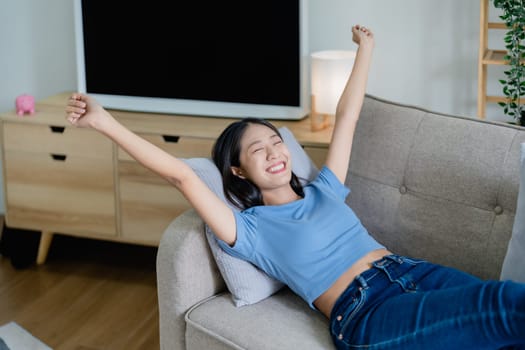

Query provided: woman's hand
[352,24,374,49]
[65,93,112,130]
[325,24,374,183]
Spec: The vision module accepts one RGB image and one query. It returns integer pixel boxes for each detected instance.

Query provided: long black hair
[212,118,304,210]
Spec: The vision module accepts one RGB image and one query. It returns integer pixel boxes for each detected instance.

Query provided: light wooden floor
[0,232,160,350]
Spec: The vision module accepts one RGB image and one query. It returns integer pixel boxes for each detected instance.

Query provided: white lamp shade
[311,50,356,115]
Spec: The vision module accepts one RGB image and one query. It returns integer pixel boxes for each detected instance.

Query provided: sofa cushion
[185,288,332,350]
[500,143,525,282]
[183,127,319,306]
[347,96,525,280]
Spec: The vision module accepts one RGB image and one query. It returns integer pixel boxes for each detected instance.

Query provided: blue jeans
[330,254,525,349]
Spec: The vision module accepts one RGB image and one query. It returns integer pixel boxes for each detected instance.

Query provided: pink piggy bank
[15,94,35,116]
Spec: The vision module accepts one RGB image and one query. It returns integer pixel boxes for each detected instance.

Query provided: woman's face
[232,123,293,193]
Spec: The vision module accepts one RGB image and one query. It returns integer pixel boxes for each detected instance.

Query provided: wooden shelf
[488,22,507,29]
[477,0,511,118]
[482,49,508,65]
[477,2,525,118]
[487,95,508,103]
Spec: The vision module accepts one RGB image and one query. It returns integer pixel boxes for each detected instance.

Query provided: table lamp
[310,50,356,131]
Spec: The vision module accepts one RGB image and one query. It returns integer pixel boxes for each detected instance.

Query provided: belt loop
[386,254,403,264]
[356,274,369,289]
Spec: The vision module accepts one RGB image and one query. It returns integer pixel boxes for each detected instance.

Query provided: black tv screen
[75,1,309,120]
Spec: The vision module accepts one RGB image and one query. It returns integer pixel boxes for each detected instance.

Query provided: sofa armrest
[157,209,226,350]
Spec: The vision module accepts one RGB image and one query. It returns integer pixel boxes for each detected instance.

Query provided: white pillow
[500,143,525,282]
[183,127,319,306]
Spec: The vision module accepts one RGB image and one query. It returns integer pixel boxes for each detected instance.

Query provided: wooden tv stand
[0,93,332,264]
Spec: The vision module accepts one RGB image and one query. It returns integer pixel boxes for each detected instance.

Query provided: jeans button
[336,315,342,321]
[338,334,343,340]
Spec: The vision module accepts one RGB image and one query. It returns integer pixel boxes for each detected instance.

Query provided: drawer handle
[51,154,67,161]
[162,135,180,143]
[50,126,65,133]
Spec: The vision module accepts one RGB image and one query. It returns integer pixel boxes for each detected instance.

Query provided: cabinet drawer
[118,161,190,244]
[4,150,116,235]
[118,133,214,161]
[3,123,113,159]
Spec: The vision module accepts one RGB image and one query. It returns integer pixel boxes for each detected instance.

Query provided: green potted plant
[493,0,525,126]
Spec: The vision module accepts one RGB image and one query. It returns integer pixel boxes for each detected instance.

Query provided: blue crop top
[217,166,384,309]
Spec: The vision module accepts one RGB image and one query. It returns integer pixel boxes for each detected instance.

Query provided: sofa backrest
[346,95,525,280]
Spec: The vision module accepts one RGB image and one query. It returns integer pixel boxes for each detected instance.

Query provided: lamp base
[310,94,333,131]
[310,112,331,131]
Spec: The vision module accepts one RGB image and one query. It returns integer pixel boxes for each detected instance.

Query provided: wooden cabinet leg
[37,231,54,265]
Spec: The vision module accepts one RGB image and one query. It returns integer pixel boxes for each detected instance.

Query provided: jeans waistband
[330,254,416,321]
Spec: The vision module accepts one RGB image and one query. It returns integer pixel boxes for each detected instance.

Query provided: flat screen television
[74,1,309,120]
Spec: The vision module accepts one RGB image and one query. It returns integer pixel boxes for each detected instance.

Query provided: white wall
[309,0,507,122]
[0,0,76,107]
[0,0,510,214]
[0,0,76,214]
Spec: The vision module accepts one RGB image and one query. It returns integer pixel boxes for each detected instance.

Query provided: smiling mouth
[267,162,286,174]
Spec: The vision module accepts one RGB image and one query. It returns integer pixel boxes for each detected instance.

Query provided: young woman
[66,25,525,349]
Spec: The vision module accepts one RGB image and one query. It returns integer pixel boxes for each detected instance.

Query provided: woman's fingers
[65,104,85,116]
[66,94,87,116]
[70,92,84,102]
[354,24,373,36]
[68,96,86,108]
[65,94,87,126]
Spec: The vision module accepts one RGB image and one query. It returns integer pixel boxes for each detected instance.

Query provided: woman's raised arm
[325,25,375,183]
[65,93,237,245]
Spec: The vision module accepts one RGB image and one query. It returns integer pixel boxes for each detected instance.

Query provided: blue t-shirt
[217,166,384,309]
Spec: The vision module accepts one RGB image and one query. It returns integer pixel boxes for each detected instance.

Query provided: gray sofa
[156,95,525,350]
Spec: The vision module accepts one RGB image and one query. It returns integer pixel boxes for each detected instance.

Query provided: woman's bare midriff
[314,248,392,318]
